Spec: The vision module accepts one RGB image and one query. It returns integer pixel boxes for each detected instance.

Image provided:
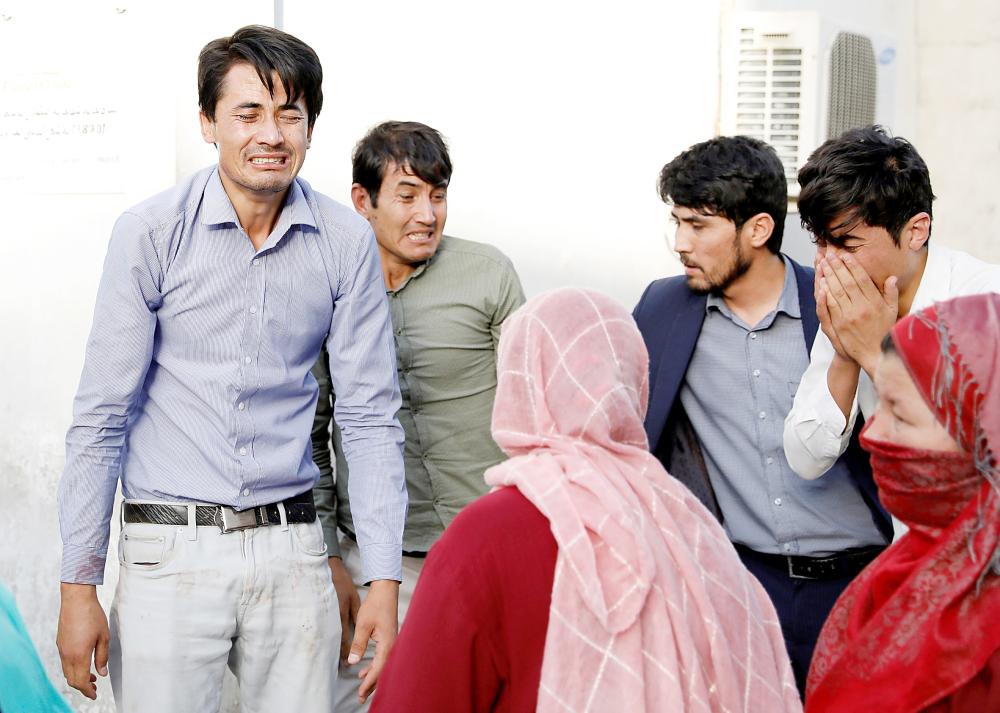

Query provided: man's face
[199,62,312,199]
[356,162,447,271]
[815,217,908,291]
[670,206,751,295]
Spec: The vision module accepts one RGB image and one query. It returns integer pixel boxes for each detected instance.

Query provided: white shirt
[784,242,1000,481]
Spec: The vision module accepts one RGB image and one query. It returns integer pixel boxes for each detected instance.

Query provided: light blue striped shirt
[59,167,407,584]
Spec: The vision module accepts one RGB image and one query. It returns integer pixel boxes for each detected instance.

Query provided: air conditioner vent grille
[735,29,803,182]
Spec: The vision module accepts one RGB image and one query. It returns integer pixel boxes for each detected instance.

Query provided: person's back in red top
[371,486,557,713]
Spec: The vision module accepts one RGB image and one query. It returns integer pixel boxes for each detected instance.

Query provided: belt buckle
[788,557,818,580]
[218,507,259,533]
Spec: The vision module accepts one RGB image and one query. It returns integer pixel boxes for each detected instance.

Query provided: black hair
[797,125,935,247]
[352,121,452,207]
[657,135,788,253]
[198,25,323,128]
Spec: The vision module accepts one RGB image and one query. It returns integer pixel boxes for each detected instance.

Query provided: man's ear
[351,184,373,217]
[306,123,313,150]
[743,212,776,250]
[902,212,931,252]
[199,111,216,145]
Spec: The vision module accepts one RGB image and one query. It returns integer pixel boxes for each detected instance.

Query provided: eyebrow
[231,102,303,113]
[671,212,707,223]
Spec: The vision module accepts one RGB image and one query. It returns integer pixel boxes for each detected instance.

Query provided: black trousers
[737,548,857,699]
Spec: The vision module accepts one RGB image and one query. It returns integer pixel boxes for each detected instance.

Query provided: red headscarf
[806,293,1000,712]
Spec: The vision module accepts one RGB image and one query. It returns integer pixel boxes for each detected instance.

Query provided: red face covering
[806,294,1000,713]
[861,423,978,537]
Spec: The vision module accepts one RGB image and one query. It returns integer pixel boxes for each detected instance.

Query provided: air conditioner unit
[720,11,899,200]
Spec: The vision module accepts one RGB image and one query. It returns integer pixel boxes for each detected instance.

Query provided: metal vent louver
[826,32,877,139]
[735,27,802,184]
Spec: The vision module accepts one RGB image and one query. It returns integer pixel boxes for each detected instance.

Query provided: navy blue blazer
[632,256,893,543]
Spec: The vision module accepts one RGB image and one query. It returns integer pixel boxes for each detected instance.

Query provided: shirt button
[750,333,757,340]
[244,356,252,364]
[758,411,766,420]
[242,488,250,496]
[252,259,260,266]
[753,369,761,377]
[239,447,248,456]
[249,306,257,314]
[391,292,399,299]
[395,327,403,335]
[766,456,774,464]
[238,402,246,411]
[783,543,792,552]
[774,498,782,506]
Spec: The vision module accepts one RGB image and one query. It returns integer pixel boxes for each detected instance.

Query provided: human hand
[349,578,399,704]
[814,252,852,361]
[328,556,361,662]
[817,250,898,377]
[56,583,110,700]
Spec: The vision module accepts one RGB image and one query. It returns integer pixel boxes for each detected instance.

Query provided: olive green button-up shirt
[312,235,525,555]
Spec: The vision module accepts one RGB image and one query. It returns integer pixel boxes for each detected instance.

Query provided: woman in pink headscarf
[371,287,800,713]
[806,292,1000,712]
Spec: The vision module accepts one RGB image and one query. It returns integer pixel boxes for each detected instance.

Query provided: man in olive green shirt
[311,121,524,711]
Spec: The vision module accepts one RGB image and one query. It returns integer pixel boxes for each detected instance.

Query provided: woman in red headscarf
[806,292,1000,712]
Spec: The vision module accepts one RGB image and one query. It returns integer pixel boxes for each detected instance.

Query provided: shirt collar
[200,168,318,234]
[386,238,442,294]
[909,242,948,312]
[705,254,800,319]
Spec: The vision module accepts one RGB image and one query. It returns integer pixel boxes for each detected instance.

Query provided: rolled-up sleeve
[783,330,858,481]
[326,227,406,583]
[59,212,162,584]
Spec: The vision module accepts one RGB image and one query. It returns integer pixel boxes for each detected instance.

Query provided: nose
[255,114,283,147]
[413,194,435,225]
[673,225,692,255]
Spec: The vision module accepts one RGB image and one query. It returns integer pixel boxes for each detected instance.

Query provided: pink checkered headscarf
[485,288,801,713]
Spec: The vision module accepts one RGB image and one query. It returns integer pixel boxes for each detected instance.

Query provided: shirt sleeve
[309,348,341,558]
[490,257,526,349]
[783,329,859,481]
[59,212,162,584]
[326,226,406,583]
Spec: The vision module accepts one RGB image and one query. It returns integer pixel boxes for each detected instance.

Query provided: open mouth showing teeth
[407,233,433,242]
[250,157,285,165]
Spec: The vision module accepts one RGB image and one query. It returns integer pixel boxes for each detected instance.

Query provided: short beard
[687,236,752,296]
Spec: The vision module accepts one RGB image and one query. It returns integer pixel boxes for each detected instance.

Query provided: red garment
[370,487,557,713]
[806,294,1000,713]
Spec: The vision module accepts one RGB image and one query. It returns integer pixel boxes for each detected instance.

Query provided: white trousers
[109,505,339,713]
[332,533,424,713]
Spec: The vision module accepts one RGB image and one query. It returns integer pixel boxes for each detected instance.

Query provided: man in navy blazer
[632,136,891,695]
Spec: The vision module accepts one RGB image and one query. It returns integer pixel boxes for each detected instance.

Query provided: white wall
[1,2,997,711]
[915,0,1000,262]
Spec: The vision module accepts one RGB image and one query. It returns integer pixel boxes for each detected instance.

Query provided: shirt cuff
[816,381,858,452]
[61,545,108,585]
[358,542,403,584]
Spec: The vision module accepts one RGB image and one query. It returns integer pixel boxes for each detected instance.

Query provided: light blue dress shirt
[59,167,406,584]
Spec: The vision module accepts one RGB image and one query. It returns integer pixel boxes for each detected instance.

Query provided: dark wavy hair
[798,125,935,246]
[198,25,323,128]
[658,135,788,253]
[352,121,452,207]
